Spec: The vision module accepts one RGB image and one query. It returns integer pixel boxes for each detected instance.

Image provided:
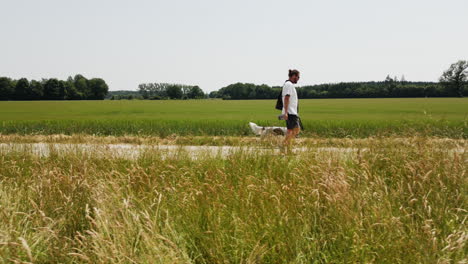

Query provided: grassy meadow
[0,98,467,137]
[0,137,466,263]
[1,98,467,263]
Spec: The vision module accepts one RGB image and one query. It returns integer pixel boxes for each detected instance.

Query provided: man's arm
[283,95,290,120]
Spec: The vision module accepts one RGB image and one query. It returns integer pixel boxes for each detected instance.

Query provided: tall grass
[0,137,466,263]
[0,119,466,138]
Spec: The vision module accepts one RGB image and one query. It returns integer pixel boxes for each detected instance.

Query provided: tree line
[0,74,109,100]
[137,83,205,100]
[210,60,468,99]
[2,61,465,101]
[107,90,141,100]
[209,80,467,100]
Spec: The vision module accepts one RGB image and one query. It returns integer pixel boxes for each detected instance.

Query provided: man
[282,69,301,152]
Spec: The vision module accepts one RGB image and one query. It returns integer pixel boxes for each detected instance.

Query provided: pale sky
[1,0,467,92]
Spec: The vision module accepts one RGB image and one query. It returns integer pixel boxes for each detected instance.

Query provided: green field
[0,98,467,137]
[1,98,467,263]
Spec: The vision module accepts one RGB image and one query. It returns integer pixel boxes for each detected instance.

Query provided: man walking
[282,69,302,153]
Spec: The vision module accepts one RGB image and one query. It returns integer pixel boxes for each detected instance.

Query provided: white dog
[249,122,287,136]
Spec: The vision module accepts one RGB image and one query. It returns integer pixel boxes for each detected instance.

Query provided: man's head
[288,69,300,83]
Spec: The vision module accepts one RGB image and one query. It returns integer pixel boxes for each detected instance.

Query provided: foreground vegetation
[0,98,466,138]
[0,136,466,263]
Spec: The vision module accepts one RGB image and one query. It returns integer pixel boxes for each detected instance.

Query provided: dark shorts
[286,115,303,130]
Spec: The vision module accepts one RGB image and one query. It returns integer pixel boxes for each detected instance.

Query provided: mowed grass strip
[0,98,466,137]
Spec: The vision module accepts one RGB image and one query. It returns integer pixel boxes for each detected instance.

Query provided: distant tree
[43,78,62,100]
[209,91,218,98]
[64,82,79,100]
[154,83,169,98]
[62,77,79,100]
[138,83,150,99]
[181,85,192,98]
[384,75,397,96]
[255,84,270,99]
[14,78,30,100]
[138,83,172,98]
[188,86,204,99]
[440,60,468,97]
[0,77,14,100]
[88,78,109,100]
[107,90,140,100]
[385,75,393,83]
[29,80,44,100]
[58,80,67,99]
[74,74,90,99]
[166,85,183,99]
[400,75,407,83]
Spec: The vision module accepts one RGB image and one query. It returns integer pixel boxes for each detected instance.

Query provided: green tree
[74,74,90,99]
[209,91,218,98]
[188,86,204,99]
[384,75,397,96]
[30,80,44,100]
[0,77,14,100]
[14,78,30,100]
[181,85,192,99]
[64,76,82,100]
[138,83,150,99]
[440,60,468,97]
[65,84,82,100]
[88,78,109,100]
[166,85,183,99]
[58,80,67,99]
[43,78,61,100]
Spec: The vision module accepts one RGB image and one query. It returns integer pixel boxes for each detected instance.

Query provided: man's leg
[283,127,300,154]
[293,126,301,137]
[283,129,294,154]
[284,129,294,145]
[291,127,300,142]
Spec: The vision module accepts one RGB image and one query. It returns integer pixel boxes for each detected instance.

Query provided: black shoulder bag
[275,80,290,110]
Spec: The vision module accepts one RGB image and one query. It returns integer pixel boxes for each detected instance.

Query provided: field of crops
[0,98,467,137]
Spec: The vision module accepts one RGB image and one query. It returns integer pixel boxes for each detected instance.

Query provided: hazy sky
[1,0,467,92]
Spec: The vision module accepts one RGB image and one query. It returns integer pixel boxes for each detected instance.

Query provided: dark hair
[288,69,300,77]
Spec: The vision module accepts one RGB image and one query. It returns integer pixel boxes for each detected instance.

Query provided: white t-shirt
[282,81,298,116]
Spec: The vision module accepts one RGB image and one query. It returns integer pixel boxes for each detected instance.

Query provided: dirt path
[0,143,370,160]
